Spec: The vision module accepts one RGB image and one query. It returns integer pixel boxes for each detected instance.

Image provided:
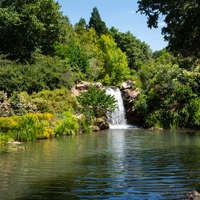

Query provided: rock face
[120,79,136,90]
[89,126,100,131]
[98,121,109,130]
[120,81,144,126]
[71,81,103,97]
[186,190,200,200]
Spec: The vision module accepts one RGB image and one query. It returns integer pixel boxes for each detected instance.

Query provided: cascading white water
[106,87,135,129]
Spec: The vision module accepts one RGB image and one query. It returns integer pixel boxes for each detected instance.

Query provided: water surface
[1,129,200,199]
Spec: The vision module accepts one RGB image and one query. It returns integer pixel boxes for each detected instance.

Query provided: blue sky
[57,0,168,52]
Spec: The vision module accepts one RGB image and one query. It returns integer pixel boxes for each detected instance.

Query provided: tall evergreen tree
[89,7,108,36]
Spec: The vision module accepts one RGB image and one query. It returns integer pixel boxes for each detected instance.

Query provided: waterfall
[106,87,136,129]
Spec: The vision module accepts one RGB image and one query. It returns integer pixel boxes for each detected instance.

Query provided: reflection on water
[1,129,200,199]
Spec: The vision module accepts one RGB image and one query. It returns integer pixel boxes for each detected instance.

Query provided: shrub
[0,116,19,132]
[76,114,91,133]
[133,61,199,129]
[76,85,117,124]
[189,97,200,127]
[54,111,79,135]
[30,88,77,114]
[0,55,75,96]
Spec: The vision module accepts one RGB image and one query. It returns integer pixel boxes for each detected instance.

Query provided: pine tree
[89,7,108,36]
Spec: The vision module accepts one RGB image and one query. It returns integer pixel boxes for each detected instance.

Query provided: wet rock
[186,190,200,200]
[89,126,100,131]
[120,85,143,126]
[148,127,164,131]
[98,121,109,130]
[7,141,23,145]
[7,147,25,152]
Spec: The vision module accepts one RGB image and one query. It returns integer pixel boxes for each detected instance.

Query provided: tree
[55,40,92,76]
[0,0,68,61]
[137,0,200,58]
[109,27,152,69]
[89,7,108,36]
[96,34,130,85]
[76,85,117,119]
[75,18,87,35]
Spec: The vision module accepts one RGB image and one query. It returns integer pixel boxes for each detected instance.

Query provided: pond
[1,128,200,200]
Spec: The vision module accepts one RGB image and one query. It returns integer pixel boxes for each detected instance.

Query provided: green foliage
[75,27,102,81]
[153,50,172,65]
[76,85,117,123]
[172,56,200,71]
[0,55,74,95]
[133,60,200,129]
[96,34,131,85]
[189,97,200,127]
[54,111,78,135]
[14,113,55,141]
[0,116,18,132]
[75,18,87,35]
[109,27,152,69]
[0,0,68,61]
[137,0,200,58]
[89,7,108,36]
[0,113,55,142]
[76,114,91,133]
[30,88,77,114]
[55,40,93,81]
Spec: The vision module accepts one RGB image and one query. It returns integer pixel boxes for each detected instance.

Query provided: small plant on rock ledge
[76,85,118,124]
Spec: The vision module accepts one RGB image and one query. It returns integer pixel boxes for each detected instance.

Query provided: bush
[133,61,199,129]
[0,113,55,142]
[76,85,117,124]
[0,116,19,132]
[54,111,79,135]
[0,55,75,96]
[189,97,200,127]
[30,88,77,114]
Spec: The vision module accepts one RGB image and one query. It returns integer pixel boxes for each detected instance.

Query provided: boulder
[7,141,23,145]
[98,121,109,130]
[120,80,136,90]
[96,116,109,130]
[186,190,200,200]
[7,146,25,152]
[75,81,102,91]
[71,81,103,97]
[89,126,100,131]
[121,88,139,103]
[120,83,143,126]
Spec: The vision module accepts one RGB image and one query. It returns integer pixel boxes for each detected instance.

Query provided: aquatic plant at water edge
[14,113,55,141]
[54,111,79,135]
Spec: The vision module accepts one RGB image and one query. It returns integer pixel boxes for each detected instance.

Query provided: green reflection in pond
[1,129,200,200]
